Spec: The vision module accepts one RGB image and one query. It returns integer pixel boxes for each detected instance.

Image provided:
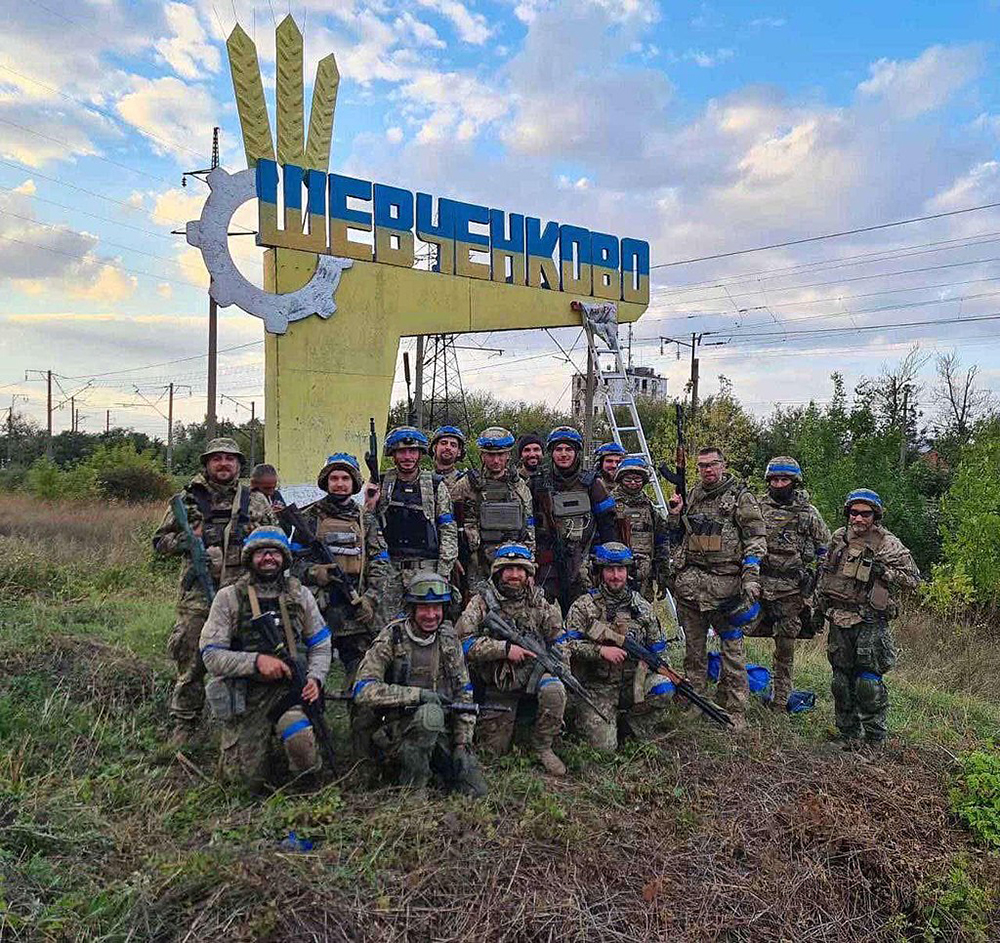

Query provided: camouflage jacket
[436,466,467,502]
[451,467,536,558]
[669,474,767,610]
[612,485,669,567]
[353,617,475,746]
[375,468,458,576]
[530,465,617,566]
[817,524,920,627]
[455,582,563,691]
[559,586,665,686]
[760,489,831,600]
[199,573,331,682]
[153,475,275,603]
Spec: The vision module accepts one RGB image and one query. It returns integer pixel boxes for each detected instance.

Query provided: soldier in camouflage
[516,432,545,485]
[756,457,831,710]
[374,426,458,619]
[291,453,390,691]
[199,526,332,792]
[153,437,275,745]
[559,543,674,751]
[667,445,767,727]
[612,456,670,602]
[430,425,468,500]
[816,489,920,749]
[530,426,618,615]
[456,544,568,776]
[353,574,488,795]
[594,441,627,489]
[451,427,536,589]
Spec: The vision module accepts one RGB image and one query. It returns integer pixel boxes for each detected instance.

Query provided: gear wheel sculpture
[186,167,352,335]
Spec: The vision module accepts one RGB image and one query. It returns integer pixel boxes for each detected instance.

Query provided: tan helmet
[491,543,536,576]
[200,436,245,465]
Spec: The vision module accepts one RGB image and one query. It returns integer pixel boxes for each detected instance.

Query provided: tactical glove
[741,578,761,604]
[354,594,377,625]
[206,546,224,574]
[419,689,446,705]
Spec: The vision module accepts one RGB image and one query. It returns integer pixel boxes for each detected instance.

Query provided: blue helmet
[593,541,634,567]
[241,525,292,568]
[765,456,803,483]
[317,452,362,493]
[385,426,429,455]
[615,456,651,483]
[430,425,466,459]
[595,442,626,458]
[477,426,516,453]
[844,488,883,519]
[491,542,536,576]
[546,426,583,452]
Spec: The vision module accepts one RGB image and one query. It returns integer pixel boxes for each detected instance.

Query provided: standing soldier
[757,457,831,710]
[667,446,767,729]
[558,543,674,750]
[594,441,627,488]
[612,456,670,602]
[153,437,275,745]
[451,427,536,588]
[531,426,618,615]
[456,544,568,776]
[375,426,458,617]
[199,526,332,792]
[815,489,919,750]
[249,463,286,513]
[289,453,389,688]
[352,574,487,795]
[516,432,545,484]
[430,425,467,499]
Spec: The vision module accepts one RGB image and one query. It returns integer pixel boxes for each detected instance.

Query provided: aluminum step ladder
[572,301,668,515]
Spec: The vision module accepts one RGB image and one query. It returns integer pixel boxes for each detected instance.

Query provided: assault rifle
[536,482,573,617]
[364,417,381,502]
[171,494,215,603]
[481,603,611,723]
[326,692,512,716]
[658,402,687,507]
[252,609,337,768]
[279,503,363,609]
[592,619,732,727]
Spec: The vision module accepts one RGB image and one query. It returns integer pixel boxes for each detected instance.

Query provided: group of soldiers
[152,425,920,795]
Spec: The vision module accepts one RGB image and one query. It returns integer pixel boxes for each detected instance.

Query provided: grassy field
[1,493,998,941]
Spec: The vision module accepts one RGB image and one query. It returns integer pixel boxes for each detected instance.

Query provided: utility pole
[167,382,175,471]
[106,409,111,434]
[24,369,54,457]
[250,400,257,466]
[899,385,909,472]
[414,335,425,429]
[660,332,725,420]
[5,395,27,466]
[583,345,596,456]
[70,395,76,432]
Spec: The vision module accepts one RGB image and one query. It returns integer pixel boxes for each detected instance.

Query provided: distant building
[571,365,668,420]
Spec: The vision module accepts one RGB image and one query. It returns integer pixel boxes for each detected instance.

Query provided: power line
[650,202,1000,269]
[60,341,263,380]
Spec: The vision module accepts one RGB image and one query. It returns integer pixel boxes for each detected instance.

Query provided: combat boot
[536,748,567,776]
[169,723,197,749]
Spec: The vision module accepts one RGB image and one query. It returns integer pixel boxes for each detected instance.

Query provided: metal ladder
[573,301,668,515]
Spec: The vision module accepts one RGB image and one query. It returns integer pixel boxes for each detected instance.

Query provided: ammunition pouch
[551,490,591,519]
[868,580,890,612]
[479,499,524,541]
[685,513,723,552]
[205,676,246,720]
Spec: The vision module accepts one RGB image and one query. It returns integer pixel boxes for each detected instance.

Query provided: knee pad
[855,672,888,713]
[537,677,567,710]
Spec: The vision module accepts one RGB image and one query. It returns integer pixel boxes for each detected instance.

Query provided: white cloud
[150,187,207,228]
[386,126,404,143]
[414,0,492,44]
[68,264,138,303]
[684,47,734,68]
[857,44,985,118]
[127,191,146,209]
[749,16,786,28]
[157,282,174,299]
[12,179,36,196]
[399,70,509,143]
[156,2,221,80]
[392,11,446,48]
[116,76,221,161]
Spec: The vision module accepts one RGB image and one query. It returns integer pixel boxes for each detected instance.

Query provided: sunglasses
[848,509,874,519]
[696,460,722,469]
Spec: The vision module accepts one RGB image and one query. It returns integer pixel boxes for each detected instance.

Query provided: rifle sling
[247,584,299,659]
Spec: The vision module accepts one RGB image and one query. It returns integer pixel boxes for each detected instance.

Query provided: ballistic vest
[381,472,439,561]
[470,470,526,546]
[184,480,252,581]
[580,589,644,684]
[538,468,595,545]
[386,618,452,693]
[232,576,306,654]
[314,505,365,580]
[616,493,655,557]
[819,528,888,611]
[682,476,747,571]
[761,492,817,577]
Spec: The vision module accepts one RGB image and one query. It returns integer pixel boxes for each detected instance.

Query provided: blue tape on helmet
[546,426,583,450]
[595,442,626,456]
[594,542,633,565]
[494,543,532,561]
[477,431,515,450]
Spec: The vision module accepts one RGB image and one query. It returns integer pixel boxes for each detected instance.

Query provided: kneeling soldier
[456,544,567,776]
[199,526,332,792]
[352,574,487,796]
[560,543,673,751]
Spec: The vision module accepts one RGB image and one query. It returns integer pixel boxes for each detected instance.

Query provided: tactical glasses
[848,508,874,519]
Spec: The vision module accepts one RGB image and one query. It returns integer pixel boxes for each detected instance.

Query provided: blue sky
[1,0,999,438]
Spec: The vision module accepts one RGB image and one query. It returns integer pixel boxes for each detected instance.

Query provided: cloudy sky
[1,0,999,438]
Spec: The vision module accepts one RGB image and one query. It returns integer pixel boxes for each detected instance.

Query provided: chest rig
[386,620,446,692]
[233,577,305,654]
[683,480,739,560]
[619,497,654,556]
[315,509,365,578]
[587,591,643,683]
[547,471,594,543]
[187,482,252,581]
[763,497,814,575]
[476,473,525,544]
[821,529,888,611]
[382,473,439,560]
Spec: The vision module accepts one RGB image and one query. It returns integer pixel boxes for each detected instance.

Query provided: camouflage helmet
[844,488,884,520]
[546,425,583,452]
[384,426,429,455]
[200,436,244,465]
[615,455,651,484]
[765,456,803,483]
[317,452,362,494]
[404,572,453,605]
[477,426,516,454]
[593,542,634,568]
[430,425,466,459]
[241,525,292,568]
[491,542,536,576]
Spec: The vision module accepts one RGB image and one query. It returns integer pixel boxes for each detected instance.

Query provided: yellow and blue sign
[255,159,650,305]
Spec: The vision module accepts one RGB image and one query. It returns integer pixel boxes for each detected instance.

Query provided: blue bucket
[707,651,722,682]
[746,663,771,694]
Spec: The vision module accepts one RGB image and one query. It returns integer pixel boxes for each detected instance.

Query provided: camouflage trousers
[827,616,897,743]
[569,672,675,751]
[678,601,749,714]
[166,600,210,728]
[369,704,487,796]
[474,675,566,755]
[218,683,317,793]
[750,594,806,709]
[634,556,656,603]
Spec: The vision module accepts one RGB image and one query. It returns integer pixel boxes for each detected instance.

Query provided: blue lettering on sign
[257,161,650,303]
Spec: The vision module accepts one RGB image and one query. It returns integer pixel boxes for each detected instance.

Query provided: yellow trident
[224,17,648,484]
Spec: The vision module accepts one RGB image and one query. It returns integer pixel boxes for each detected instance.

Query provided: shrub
[24,458,97,501]
[949,745,1000,848]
